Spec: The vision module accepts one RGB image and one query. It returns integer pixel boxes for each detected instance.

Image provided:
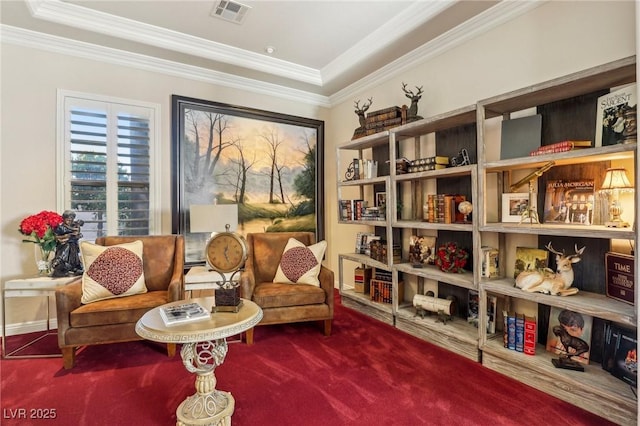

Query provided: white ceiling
[0,0,542,105]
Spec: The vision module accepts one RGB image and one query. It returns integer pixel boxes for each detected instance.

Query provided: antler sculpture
[354,98,373,128]
[402,83,424,121]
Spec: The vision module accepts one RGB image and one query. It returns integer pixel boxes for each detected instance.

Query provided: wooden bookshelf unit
[336,56,638,424]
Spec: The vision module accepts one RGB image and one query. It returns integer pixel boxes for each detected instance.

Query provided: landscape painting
[172,96,324,264]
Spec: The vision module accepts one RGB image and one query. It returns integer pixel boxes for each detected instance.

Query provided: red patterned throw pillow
[274,238,327,286]
[80,240,147,304]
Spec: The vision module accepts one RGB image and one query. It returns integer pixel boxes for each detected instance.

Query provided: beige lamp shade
[189,204,239,233]
[600,168,633,191]
[599,168,634,228]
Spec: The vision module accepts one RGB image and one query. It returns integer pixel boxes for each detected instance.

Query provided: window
[57,91,160,241]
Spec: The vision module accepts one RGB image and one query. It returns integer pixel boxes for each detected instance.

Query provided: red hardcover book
[529,140,591,156]
[524,315,537,355]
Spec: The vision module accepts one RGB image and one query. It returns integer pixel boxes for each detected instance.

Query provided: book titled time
[159,302,211,326]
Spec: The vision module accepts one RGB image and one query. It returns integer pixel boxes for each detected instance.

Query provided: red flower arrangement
[19,210,64,255]
[435,242,469,273]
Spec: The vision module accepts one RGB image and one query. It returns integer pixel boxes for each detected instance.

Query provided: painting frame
[171,95,325,266]
[502,192,536,223]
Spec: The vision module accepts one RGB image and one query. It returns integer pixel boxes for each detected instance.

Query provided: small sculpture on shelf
[450,148,471,167]
[51,210,84,278]
[515,242,585,296]
[548,309,591,372]
[550,324,590,371]
[344,159,357,181]
[352,98,373,139]
[401,83,423,122]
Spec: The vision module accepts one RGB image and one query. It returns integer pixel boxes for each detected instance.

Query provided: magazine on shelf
[159,302,211,326]
[542,179,595,225]
[595,84,637,147]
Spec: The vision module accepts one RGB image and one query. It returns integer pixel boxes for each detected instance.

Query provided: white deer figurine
[515,243,585,296]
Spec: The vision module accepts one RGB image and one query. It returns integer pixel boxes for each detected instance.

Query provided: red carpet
[1,294,614,426]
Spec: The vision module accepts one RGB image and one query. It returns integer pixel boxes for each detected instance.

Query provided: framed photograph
[172,95,325,265]
[502,193,535,222]
[376,192,387,208]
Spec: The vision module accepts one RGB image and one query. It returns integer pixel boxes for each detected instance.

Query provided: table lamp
[189,204,238,234]
[600,167,634,227]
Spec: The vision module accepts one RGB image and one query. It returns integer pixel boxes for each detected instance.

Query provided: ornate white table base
[135,297,262,426]
[177,339,234,426]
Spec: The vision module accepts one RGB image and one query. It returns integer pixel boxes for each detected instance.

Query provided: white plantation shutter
[58,91,160,241]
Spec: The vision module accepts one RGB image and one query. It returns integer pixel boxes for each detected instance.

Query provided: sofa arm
[55,280,83,347]
[318,265,335,315]
[239,268,257,301]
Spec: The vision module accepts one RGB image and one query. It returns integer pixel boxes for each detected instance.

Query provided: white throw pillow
[80,240,147,304]
[273,238,327,286]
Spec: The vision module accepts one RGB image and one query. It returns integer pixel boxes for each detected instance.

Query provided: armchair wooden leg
[167,343,176,357]
[62,347,76,370]
[323,319,332,336]
[245,327,254,345]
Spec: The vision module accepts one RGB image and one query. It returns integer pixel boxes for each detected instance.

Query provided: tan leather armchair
[55,235,184,369]
[240,232,334,344]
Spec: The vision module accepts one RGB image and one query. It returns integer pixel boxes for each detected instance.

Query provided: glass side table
[2,276,79,359]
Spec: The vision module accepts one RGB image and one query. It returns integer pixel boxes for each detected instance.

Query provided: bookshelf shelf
[482,279,635,328]
[483,143,636,172]
[394,263,475,290]
[479,222,635,240]
[395,306,480,361]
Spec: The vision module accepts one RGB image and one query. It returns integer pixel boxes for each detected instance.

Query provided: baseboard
[3,319,57,337]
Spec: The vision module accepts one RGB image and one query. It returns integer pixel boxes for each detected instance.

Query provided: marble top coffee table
[136,297,262,426]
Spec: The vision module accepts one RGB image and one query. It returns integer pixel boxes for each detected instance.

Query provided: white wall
[1,0,636,331]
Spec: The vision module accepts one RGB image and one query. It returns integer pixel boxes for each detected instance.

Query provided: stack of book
[407,156,449,172]
[529,140,591,156]
[423,194,467,223]
[350,159,379,180]
[340,200,386,222]
[370,268,403,304]
[363,106,404,136]
[503,311,536,355]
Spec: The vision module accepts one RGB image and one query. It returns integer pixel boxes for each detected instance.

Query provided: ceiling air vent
[211,0,251,24]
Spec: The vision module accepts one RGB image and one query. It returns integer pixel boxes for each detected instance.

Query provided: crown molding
[5,1,544,108]
[329,1,546,106]
[320,0,455,84]
[1,25,332,108]
[26,0,322,86]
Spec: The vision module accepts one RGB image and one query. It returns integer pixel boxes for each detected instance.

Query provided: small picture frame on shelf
[502,193,535,222]
[376,192,387,208]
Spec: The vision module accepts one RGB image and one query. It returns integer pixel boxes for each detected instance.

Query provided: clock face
[206,233,248,273]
